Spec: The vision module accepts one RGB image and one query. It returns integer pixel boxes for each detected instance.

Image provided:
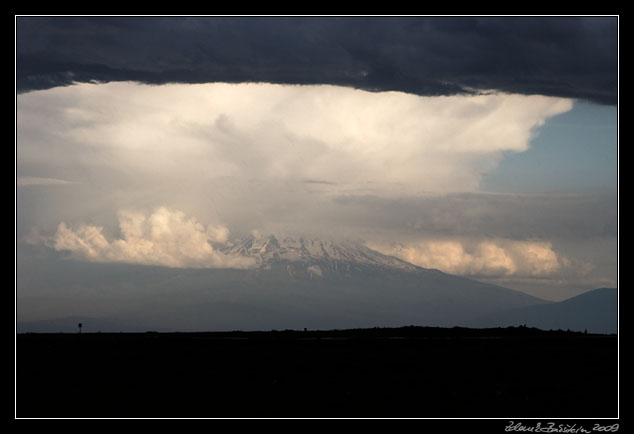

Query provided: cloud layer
[368,238,570,277]
[17,82,572,198]
[16,17,617,104]
[49,207,254,269]
[16,176,75,186]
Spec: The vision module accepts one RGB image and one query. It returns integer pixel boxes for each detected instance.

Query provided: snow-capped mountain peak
[221,234,421,275]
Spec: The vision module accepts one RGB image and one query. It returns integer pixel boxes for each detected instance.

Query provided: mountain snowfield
[221,234,421,275]
[18,234,615,333]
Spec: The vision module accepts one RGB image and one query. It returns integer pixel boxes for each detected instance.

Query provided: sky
[16,16,618,326]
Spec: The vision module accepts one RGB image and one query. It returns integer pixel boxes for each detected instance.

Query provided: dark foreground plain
[16,327,617,418]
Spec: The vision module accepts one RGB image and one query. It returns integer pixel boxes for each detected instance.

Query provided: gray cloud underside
[332,192,618,242]
[16,16,617,104]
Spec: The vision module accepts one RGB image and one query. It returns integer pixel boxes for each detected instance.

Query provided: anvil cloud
[17,81,572,196]
[16,81,579,278]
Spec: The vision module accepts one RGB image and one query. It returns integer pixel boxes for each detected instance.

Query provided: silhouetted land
[16,326,618,418]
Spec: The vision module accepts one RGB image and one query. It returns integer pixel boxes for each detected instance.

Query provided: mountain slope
[198,234,549,329]
[221,234,421,273]
[18,235,552,332]
[468,287,617,334]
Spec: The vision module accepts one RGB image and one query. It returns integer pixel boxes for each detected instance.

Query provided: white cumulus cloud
[368,238,570,278]
[50,207,255,269]
[17,82,573,197]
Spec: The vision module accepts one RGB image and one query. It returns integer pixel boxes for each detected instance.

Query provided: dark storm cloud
[16,16,617,104]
